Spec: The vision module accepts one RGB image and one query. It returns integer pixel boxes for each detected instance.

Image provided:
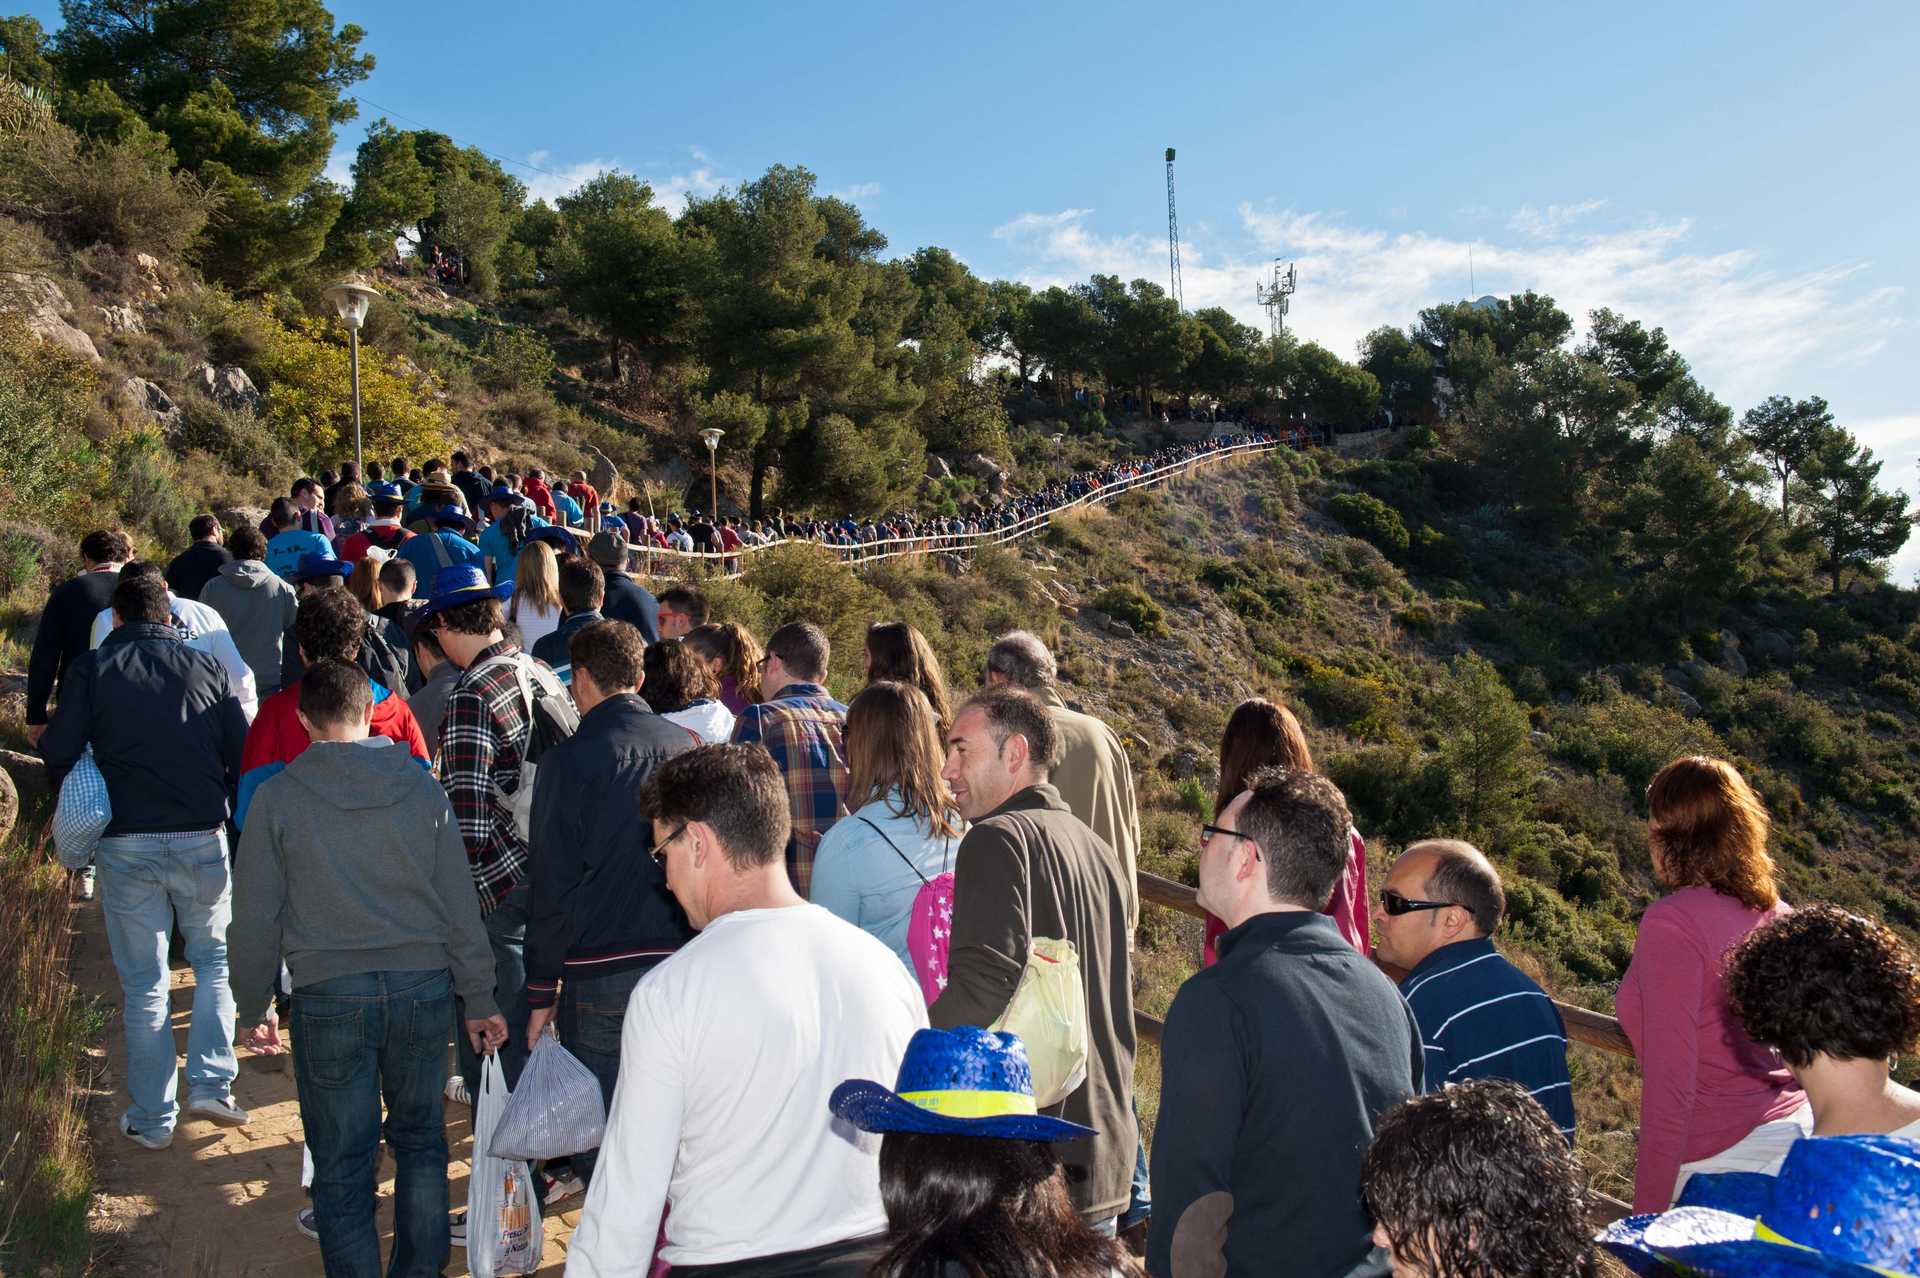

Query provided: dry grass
[0,827,102,1274]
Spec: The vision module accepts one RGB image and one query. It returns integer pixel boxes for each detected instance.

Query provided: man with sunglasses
[1373,841,1575,1143]
[1149,767,1420,1278]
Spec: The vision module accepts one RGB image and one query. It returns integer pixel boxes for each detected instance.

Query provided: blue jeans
[456,879,532,1099]
[556,962,657,1185]
[1120,1095,1151,1230]
[293,969,454,1278]
[96,829,237,1136]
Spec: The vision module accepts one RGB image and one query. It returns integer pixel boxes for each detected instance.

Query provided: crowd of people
[18,433,1920,1277]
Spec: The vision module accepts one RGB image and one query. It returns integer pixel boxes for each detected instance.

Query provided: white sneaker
[296,1206,319,1240]
[443,1074,471,1106]
[119,1111,172,1150]
[187,1095,249,1127]
[76,866,96,901]
[448,1211,466,1246]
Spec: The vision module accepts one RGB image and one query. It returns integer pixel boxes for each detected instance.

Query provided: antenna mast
[1256,259,1297,340]
[1164,147,1183,310]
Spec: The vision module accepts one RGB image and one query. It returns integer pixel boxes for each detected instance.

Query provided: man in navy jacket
[523,619,695,1186]
[1149,768,1420,1278]
[40,572,250,1148]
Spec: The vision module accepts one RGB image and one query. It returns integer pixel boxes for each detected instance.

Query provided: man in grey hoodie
[231,660,505,1276]
[200,525,298,697]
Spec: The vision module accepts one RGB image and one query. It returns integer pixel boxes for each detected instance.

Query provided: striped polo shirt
[1400,936,1576,1140]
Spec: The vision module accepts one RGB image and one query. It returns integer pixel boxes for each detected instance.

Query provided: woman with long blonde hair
[809,681,961,978]
[685,621,762,713]
[1616,755,1803,1212]
[508,540,562,651]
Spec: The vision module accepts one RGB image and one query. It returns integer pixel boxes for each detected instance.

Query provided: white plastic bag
[991,936,1089,1108]
[467,1055,542,1276]
[489,1033,607,1162]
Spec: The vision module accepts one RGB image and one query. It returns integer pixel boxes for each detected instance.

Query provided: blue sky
[22,1,1920,568]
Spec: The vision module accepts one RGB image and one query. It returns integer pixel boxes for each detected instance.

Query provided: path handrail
[624,437,1286,579]
[1136,870,1634,1058]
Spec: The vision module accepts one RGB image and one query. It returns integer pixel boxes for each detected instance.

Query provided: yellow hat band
[897,1089,1039,1120]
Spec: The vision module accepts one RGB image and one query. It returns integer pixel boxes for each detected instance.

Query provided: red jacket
[236,677,432,829]
[521,478,557,520]
[335,523,414,562]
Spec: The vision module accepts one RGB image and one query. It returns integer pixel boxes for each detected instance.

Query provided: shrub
[253,310,451,465]
[476,324,556,393]
[0,123,214,257]
[741,542,892,698]
[108,430,190,551]
[0,311,99,531]
[1328,491,1410,557]
[1092,582,1165,637]
[172,397,295,485]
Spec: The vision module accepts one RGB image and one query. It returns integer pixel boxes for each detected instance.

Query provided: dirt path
[71,894,582,1275]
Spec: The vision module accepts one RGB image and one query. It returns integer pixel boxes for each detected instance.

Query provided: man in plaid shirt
[730,620,849,896]
[417,565,542,1104]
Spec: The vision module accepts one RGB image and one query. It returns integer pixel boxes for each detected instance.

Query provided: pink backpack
[861,816,955,1005]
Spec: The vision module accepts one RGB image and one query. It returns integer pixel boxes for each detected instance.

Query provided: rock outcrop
[188,362,263,413]
[1,272,100,362]
[121,376,181,428]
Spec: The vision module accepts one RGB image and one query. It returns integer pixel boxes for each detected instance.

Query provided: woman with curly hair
[1616,755,1805,1211]
[1362,1079,1599,1278]
[1672,904,1920,1192]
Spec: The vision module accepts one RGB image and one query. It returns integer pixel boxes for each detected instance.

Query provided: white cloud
[519,146,726,214]
[830,181,883,201]
[323,147,354,189]
[1508,199,1608,238]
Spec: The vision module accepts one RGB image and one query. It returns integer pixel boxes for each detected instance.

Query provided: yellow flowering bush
[254,311,449,464]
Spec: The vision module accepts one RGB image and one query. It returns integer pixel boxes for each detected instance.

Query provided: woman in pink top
[1617,755,1804,1211]
[1201,698,1370,963]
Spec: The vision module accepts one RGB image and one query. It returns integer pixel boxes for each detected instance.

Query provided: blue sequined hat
[292,552,352,583]
[1599,1135,1920,1277]
[417,563,513,618]
[426,504,474,531]
[526,524,581,557]
[828,1026,1095,1143]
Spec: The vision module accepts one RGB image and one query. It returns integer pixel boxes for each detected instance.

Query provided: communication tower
[1256,259,1297,340]
[1165,147,1183,310]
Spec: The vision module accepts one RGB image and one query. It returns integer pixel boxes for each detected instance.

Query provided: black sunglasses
[1199,824,1259,858]
[650,823,688,865]
[1379,888,1456,916]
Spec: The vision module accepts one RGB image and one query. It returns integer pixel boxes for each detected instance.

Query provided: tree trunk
[609,339,623,383]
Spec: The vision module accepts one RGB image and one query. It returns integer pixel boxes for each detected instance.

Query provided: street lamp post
[325,278,381,475]
[1050,432,1065,472]
[700,427,724,523]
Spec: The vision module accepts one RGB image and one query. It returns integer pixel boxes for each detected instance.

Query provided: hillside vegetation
[2,0,1918,1258]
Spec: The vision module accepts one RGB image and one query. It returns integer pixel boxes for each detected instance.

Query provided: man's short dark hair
[1237,767,1352,909]
[986,631,1056,689]
[570,620,645,692]
[291,477,319,498]
[268,497,297,530]
[112,573,170,624]
[378,557,415,596]
[189,513,221,541]
[227,525,266,560]
[452,450,469,467]
[1408,840,1506,935]
[296,588,367,663]
[81,529,134,565]
[1362,1080,1596,1278]
[298,659,372,729]
[640,744,791,871]
[559,556,605,613]
[766,620,830,682]
[958,686,1061,774]
[371,491,405,515]
[658,585,709,625]
[119,560,162,582]
[410,621,444,662]
[433,597,503,637]
[1726,904,1920,1070]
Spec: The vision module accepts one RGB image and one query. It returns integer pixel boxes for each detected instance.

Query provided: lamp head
[699,428,724,453]
[325,278,381,331]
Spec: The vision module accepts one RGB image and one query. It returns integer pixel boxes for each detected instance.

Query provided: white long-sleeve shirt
[90,594,259,722]
[566,903,926,1276]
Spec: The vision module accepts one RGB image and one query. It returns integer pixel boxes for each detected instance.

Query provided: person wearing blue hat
[829,1027,1128,1278]
[290,552,353,593]
[478,486,548,590]
[1600,1134,1920,1277]
[396,507,484,586]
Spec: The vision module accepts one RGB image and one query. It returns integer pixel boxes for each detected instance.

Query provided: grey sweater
[231,738,497,1024]
[199,559,298,696]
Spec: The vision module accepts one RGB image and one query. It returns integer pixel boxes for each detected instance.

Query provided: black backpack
[358,627,411,702]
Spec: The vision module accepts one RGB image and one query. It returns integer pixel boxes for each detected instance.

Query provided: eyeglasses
[1199,824,1258,858]
[650,824,688,865]
[1379,889,1457,916]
